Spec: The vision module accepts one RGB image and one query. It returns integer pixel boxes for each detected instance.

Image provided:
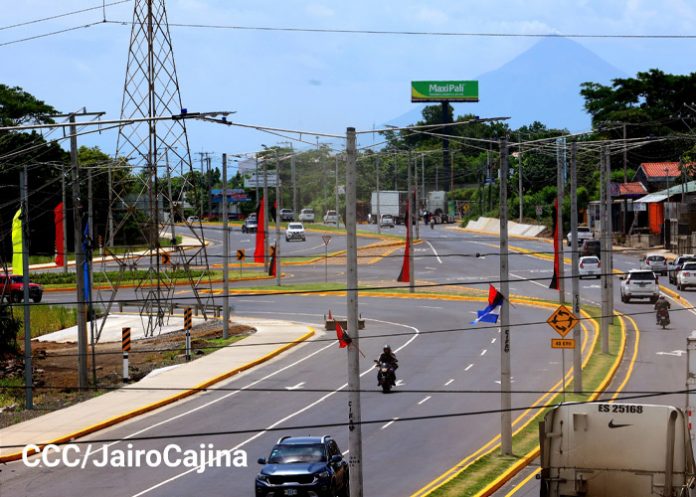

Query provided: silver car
[578,256,601,279]
[640,254,668,275]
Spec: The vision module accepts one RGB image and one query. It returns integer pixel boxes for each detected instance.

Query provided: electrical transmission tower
[99,0,214,338]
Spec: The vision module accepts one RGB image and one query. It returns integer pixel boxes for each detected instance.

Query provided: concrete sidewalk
[0,316,315,462]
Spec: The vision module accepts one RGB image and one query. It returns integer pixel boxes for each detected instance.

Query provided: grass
[428,306,622,497]
[198,335,246,354]
[24,238,183,266]
[12,305,77,339]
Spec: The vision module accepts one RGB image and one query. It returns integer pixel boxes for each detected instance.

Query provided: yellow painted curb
[0,328,315,463]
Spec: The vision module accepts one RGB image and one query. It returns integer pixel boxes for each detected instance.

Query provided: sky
[2,0,696,171]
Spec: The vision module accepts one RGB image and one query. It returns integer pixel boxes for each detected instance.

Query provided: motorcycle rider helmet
[383,345,391,352]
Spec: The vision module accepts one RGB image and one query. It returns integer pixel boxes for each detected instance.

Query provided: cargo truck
[426,190,454,224]
[370,191,408,225]
[539,402,696,497]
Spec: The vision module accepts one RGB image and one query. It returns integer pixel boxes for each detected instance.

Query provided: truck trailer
[370,190,408,225]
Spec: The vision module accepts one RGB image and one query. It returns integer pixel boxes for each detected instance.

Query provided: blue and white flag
[471,285,505,324]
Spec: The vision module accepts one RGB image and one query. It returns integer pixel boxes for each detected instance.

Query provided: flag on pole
[268,244,277,277]
[397,205,411,282]
[471,284,505,324]
[328,309,333,321]
[12,208,23,276]
[549,198,560,290]
[254,196,265,264]
[335,320,352,348]
[54,202,65,267]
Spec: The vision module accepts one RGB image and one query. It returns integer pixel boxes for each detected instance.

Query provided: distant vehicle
[425,190,453,224]
[299,208,315,223]
[620,269,659,303]
[676,262,696,291]
[379,214,395,228]
[578,256,601,279]
[370,190,408,224]
[241,214,258,234]
[323,210,339,225]
[668,254,696,284]
[186,215,199,223]
[256,435,349,497]
[566,226,593,246]
[539,402,696,497]
[640,253,668,275]
[285,222,306,242]
[581,239,601,259]
[279,208,294,222]
[0,275,43,303]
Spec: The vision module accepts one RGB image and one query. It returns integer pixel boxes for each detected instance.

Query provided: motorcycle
[375,360,396,393]
[656,308,670,329]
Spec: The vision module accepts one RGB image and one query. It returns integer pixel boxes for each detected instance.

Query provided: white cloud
[413,6,449,24]
[305,3,335,18]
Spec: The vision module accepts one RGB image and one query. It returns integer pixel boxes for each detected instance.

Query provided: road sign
[551,338,576,349]
[160,252,171,265]
[546,305,579,337]
[236,249,245,261]
[322,235,332,246]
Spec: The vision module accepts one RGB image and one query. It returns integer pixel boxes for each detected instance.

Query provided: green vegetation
[12,305,77,339]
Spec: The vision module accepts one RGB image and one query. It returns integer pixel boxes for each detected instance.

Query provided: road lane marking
[419,305,443,309]
[381,417,399,430]
[425,266,437,270]
[425,241,443,264]
[480,349,487,356]
[491,338,496,344]
[395,379,405,387]
[465,364,473,371]
[285,382,305,390]
[418,396,431,405]
[510,272,548,289]
[445,379,454,386]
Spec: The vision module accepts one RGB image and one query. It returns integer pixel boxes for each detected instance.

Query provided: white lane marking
[425,266,437,270]
[418,396,431,405]
[285,382,305,390]
[419,305,443,309]
[342,449,349,456]
[510,272,548,289]
[465,364,474,371]
[131,318,421,497]
[425,240,443,264]
[284,243,324,254]
[656,350,686,357]
[395,379,405,387]
[480,349,487,356]
[491,338,496,344]
[445,379,454,386]
[381,417,399,430]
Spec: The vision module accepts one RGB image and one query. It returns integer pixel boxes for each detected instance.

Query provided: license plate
[284,490,298,496]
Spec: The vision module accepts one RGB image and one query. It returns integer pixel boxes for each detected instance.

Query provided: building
[633,162,683,193]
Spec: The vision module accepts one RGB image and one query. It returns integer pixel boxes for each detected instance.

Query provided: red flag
[397,205,411,282]
[488,284,504,306]
[335,320,352,348]
[254,196,265,264]
[54,202,65,267]
[268,244,277,277]
[549,198,560,290]
[328,310,333,320]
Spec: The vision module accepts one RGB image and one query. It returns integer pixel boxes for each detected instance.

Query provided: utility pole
[407,152,414,292]
[376,157,381,235]
[622,124,628,232]
[499,138,512,455]
[61,164,68,274]
[605,150,615,327]
[335,155,340,228]
[345,127,364,497]
[275,152,282,286]
[570,142,582,393]
[518,138,524,223]
[421,153,425,215]
[20,167,32,409]
[414,155,420,240]
[87,167,96,386]
[107,159,114,248]
[291,148,297,219]
[263,157,269,272]
[556,139,566,304]
[254,156,259,200]
[207,156,213,220]
[222,153,230,339]
[70,114,88,390]
[600,147,609,354]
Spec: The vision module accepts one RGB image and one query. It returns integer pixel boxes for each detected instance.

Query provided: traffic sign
[160,252,171,265]
[546,305,579,337]
[236,249,245,261]
[322,235,332,246]
[551,338,576,349]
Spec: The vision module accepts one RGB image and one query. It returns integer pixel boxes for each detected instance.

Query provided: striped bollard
[122,327,131,381]
[184,307,192,361]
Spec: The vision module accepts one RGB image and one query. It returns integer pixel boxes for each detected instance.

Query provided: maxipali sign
[411,80,479,102]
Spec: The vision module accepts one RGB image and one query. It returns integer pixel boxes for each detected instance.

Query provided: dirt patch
[0,320,254,428]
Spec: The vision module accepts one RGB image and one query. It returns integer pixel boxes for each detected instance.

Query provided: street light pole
[222,153,230,339]
[499,138,512,456]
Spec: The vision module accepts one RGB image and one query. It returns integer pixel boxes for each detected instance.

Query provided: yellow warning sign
[236,249,245,261]
[551,338,576,349]
[546,305,579,337]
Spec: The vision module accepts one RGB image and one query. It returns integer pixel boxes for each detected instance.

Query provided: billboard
[411,80,479,102]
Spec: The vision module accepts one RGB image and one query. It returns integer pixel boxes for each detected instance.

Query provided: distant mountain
[387,37,626,132]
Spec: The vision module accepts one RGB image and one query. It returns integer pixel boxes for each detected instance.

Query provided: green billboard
[411,80,479,102]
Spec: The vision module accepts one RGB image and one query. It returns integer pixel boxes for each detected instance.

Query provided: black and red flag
[268,244,277,277]
[254,196,265,264]
[549,198,560,290]
[397,205,411,282]
[335,320,352,349]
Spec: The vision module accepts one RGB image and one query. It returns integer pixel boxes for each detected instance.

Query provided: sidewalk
[0,316,315,462]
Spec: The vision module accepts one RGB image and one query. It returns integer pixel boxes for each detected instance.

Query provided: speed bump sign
[546,305,579,338]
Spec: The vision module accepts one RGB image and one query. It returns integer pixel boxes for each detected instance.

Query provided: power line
[0,0,130,32]
[0,21,104,48]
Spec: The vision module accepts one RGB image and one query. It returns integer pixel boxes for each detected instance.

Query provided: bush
[0,306,20,354]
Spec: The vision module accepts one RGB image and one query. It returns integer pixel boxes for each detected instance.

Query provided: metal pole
[255,156,259,200]
[414,155,420,240]
[570,142,582,393]
[376,157,381,234]
[70,114,88,390]
[87,167,96,386]
[20,168,32,409]
[335,155,340,227]
[165,149,176,245]
[518,139,523,223]
[207,156,213,220]
[61,164,68,273]
[345,127,364,497]
[600,147,609,354]
[407,152,414,292]
[106,159,114,248]
[499,138,512,455]
[606,151,615,325]
[557,139,565,304]
[263,158,269,272]
[222,153,230,339]
[275,152,281,286]
[291,150,297,219]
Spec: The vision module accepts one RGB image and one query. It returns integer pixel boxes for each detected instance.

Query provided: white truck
[370,191,408,225]
[539,402,696,497]
[426,190,453,224]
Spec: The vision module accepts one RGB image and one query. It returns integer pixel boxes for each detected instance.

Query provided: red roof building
[634,162,684,192]
[610,181,647,198]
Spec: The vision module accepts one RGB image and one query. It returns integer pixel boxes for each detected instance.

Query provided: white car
[566,226,593,246]
[379,214,395,228]
[620,269,659,303]
[640,253,668,275]
[186,215,200,223]
[323,210,338,225]
[578,256,601,279]
[676,262,696,291]
[285,222,306,242]
[298,208,315,222]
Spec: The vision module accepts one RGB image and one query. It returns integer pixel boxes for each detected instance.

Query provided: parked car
[299,208,315,223]
[241,213,258,233]
[676,262,696,291]
[578,256,601,279]
[323,210,339,225]
[256,435,349,497]
[285,222,306,242]
[379,214,395,228]
[668,254,696,284]
[0,275,43,303]
[640,253,668,275]
[186,215,199,223]
[566,226,593,246]
[620,269,659,303]
[581,239,601,258]
[279,208,294,222]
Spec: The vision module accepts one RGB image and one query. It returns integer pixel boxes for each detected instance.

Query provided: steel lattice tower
[99,0,214,338]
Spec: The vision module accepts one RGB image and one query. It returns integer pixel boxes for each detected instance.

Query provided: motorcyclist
[654,295,671,324]
[377,345,398,385]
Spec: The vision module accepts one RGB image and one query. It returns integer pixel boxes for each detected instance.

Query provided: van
[581,239,601,258]
[299,208,315,222]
